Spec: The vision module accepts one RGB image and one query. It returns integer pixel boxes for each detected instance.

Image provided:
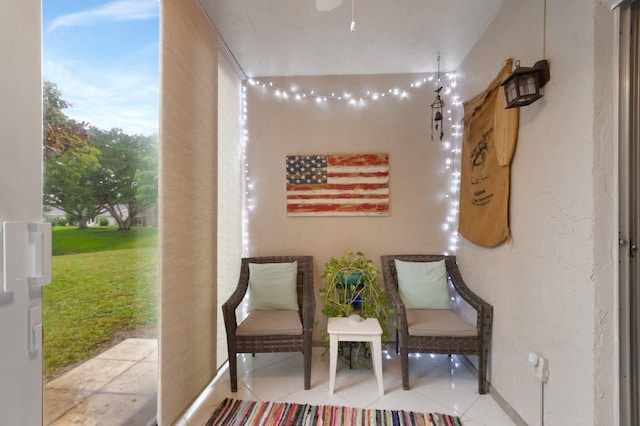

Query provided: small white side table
[327,317,384,396]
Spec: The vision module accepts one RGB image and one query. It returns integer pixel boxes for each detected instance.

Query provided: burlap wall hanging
[458,59,519,248]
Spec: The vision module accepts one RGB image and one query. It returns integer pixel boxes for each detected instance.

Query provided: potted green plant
[319,251,393,366]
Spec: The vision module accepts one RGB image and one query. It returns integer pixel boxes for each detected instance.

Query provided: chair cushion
[236,310,303,336]
[247,261,299,311]
[406,309,477,337]
[395,259,451,309]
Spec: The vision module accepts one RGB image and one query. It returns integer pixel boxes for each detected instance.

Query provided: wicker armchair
[222,256,315,392]
[380,254,492,394]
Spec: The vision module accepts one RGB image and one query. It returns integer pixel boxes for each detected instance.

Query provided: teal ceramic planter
[337,272,363,307]
[337,271,363,287]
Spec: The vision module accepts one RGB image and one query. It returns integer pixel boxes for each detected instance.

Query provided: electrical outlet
[528,351,549,382]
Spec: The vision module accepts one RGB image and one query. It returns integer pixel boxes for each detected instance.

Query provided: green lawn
[43,227,158,380]
[51,226,157,255]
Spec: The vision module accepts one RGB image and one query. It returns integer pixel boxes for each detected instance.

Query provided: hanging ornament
[431,54,445,141]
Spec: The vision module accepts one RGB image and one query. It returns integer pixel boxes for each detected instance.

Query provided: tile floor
[43,338,158,426]
[177,346,516,426]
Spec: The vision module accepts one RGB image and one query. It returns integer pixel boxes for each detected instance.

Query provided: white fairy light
[243,71,462,254]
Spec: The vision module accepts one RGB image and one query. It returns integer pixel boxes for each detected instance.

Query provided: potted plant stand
[319,251,393,367]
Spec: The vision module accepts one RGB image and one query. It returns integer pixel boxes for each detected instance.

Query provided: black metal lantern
[500,59,550,109]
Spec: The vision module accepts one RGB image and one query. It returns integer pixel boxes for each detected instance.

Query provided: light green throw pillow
[394,259,451,309]
[248,262,299,311]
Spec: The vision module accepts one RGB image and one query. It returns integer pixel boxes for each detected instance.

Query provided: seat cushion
[406,309,477,337]
[236,310,303,336]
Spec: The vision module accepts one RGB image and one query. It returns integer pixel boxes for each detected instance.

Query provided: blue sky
[43,0,159,136]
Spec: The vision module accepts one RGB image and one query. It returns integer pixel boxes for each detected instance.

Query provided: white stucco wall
[456,1,616,424]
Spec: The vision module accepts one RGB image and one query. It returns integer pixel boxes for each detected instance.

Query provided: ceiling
[198,0,506,78]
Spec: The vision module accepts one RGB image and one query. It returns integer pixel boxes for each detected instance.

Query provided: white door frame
[618,1,640,424]
[0,1,45,424]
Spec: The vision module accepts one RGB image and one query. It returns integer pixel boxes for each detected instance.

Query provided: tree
[43,81,88,159]
[135,139,159,213]
[88,128,158,231]
[43,81,103,228]
[43,143,105,228]
[43,82,158,231]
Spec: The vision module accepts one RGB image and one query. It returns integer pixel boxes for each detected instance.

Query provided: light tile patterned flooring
[43,338,157,425]
[177,347,516,426]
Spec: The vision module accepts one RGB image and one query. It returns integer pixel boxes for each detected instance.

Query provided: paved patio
[43,338,157,425]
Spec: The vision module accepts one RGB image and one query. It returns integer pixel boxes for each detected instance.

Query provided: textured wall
[591,2,616,423]
[456,0,615,424]
[159,0,218,424]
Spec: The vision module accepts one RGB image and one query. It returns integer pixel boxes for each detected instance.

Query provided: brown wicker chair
[380,254,492,394]
[222,256,315,392]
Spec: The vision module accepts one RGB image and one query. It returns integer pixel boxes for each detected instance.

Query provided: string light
[243,71,462,255]
[245,72,457,108]
[241,85,250,256]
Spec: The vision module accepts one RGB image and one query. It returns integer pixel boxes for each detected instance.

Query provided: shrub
[98,217,110,226]
[51,217,68,226]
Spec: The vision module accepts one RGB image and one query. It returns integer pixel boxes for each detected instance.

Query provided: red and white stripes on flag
[286,153,389,216]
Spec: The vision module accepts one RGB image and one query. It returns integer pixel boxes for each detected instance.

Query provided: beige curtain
[159,0,218,424]
[217,54,243,369]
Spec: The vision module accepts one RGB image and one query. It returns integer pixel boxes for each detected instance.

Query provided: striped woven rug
[207,398,463,426]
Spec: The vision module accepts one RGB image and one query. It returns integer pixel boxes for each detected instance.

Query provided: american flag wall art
[286,153,389,216]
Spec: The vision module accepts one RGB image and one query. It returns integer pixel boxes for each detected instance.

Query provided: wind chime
[431,55,445,141]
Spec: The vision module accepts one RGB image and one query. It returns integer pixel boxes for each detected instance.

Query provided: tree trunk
[114,215,132,231]
[106,204,135,231]
[78,217,89,229]
[118,219,132,231]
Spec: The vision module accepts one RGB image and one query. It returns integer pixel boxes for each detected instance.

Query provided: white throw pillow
[394,259,450,309]
[247,262,299,311]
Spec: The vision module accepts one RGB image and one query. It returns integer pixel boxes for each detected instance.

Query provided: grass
[43,227,158,380]
[51,226,157,255]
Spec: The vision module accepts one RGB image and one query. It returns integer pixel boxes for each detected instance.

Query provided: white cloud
[47,0,159,32]
[44,56,159,135]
